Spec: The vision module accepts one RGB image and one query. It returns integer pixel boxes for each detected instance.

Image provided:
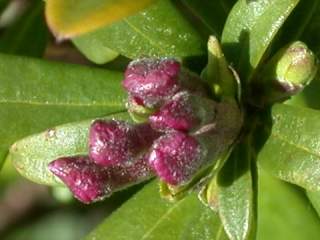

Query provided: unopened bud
[48,155,154,204]
[149,91,216,132]
[123,58,181,108]
[257,41,318,104]
[148,131,201,186]
[89,120,159,167]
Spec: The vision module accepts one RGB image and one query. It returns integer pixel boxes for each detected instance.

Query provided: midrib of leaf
[140,197,189,240]
[123,19,166,55]
[0,100,124,108]
[271,131,320,159]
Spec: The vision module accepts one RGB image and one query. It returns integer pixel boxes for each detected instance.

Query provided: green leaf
[221,0,299,82]
[286,72,320,110]
[0,0,9,14]
[257,103,320,191]
[217,140,255,240]
[73,0,205,63]
[306,190,320,217]
[275,0,320,55]
[85,181,229,240]
[180,0,236,36]
[8,112,129,186]
[45,0,156,39]
[0,53,127,170]
[257,169,320,240]
[0,0,48,57]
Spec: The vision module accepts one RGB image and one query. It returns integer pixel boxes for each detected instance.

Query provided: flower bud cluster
[49,58,238,204]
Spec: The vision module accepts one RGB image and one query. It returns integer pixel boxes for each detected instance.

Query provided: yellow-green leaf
[45,0,156,39]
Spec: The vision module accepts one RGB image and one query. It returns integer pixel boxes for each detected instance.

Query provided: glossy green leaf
[286,72,320,110]
[45,0,156,39]
[257,103,320,191]
[8,112,129,186]
[0,0,48,57]
[181,0,236,36]
[0,53,127,170]
[221,0,299,82]
[73,0,205,63]
[86,181,229,240]
[257,169,320,240]
[217,141,255,240]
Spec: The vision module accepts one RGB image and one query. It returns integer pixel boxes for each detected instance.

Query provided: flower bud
[148,131,201,185]
[149,91,216,132]
[257,41,318,104]
[123,58,181,108]
[48,155,154,204]
[149,99,243,187]
[89,120,159,167]
[48,156,111,203]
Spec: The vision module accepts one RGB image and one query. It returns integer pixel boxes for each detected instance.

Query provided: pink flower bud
[48,156,110,204]
[123,58,181,107]
[149,92,216,132]
[89,120,159,167]
[48,155,154,204]
[148,131,201,185]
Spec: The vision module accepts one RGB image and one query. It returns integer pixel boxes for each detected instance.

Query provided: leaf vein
[140,197,188,240]
[271,132,320,158]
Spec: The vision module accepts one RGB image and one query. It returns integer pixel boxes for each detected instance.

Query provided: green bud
[201,36,239,101]
[257,41,318,104]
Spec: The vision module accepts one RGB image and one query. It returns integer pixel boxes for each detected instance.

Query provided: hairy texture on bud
[149,91,216,132]
[148,131,201,186]
[89,120,159,167]
[48,156,111,203]
[123,58,181,108]
[48,156,154,204]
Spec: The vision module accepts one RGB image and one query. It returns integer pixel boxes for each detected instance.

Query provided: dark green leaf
[306,190,320,217]
[257,103,320,191]
[217,140,255,240]
[275,0,320,55]
[85,181,229,240]
[73,0,205,63]
[8,112,129,186]
[180,0,236,36]
[0,54,127,169]
[0,0,48,57]
[221,0,299,82]
[0,0,9,14]
[257,169,320,240]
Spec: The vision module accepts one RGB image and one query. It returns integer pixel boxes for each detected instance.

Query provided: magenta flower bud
[123,58,181,108]
[148,131,201,185]
[89,120,159,167]
[149,91,216,132]
[48,156,110,204]
[48,155,154,204]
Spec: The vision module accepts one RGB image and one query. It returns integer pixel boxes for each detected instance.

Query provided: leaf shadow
[222,30,253,91]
